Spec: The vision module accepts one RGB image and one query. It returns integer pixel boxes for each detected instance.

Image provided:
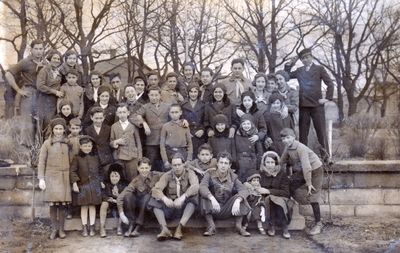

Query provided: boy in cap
[279,127,324,235]
[284,48,334,154]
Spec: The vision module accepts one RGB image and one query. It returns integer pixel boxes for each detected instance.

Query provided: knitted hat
[98,85,111,95]
[69,117,81,126]
[58,99,73,112]
[298,48,312,59]
[212,114,229,126]
[49,117,67,130]
[275,70,290,82]
[246,173,261,182]
[261,151,281,165]
[241,90,256,102]
[280,128,296,137]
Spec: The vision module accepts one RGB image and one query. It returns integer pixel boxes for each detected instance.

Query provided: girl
[84,70,103,114]
[234,114,263,182]
[70,135,104,237]
[204,84,237,138]
[263,92,294,155]
[275,70,299,125]
[181,83,206,156]
[59,50,84,86]
[235,91,267,144]
[38,118,71,240]
[178,62,199,99]
[251,73,270,113]
[259,151,292,239]
[83,85,117,128]
[54,100,75,128]
[99,163,127,237]
[36,49,64,130]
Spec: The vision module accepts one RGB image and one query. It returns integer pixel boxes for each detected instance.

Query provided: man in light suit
[284,48,334,154]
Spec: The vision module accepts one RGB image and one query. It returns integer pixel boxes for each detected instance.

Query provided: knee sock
[89,205,96,226]
[205,214,215,228]
[50,206,58,230]
[311,202,321,222]
[153,208,167,228]
[81,206,88,225]
[179,203,195,226]
[100,202,109,226]
[58,206,66,231]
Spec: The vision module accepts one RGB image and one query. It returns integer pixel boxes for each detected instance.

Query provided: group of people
[4,39,335,241]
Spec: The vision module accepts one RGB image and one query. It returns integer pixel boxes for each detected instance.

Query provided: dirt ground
[1,217,400,253]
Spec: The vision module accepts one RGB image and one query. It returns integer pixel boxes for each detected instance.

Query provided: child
[203,84,237,139]
[135,86,172,171]
[181,83,206,156]
[59,50,83,86]
[199,67,215,104]
[243,173,269,235]
[251,72,270,113]
[266,73,278,94]
[70,135,104,237]
[280,128,324,235]
[160,104,193,170]
[59,69,84,119]
[99,163,128,237]
[108,72,123,103]
[259,151,291,239]
[54,99,75,127]
[110,103,142,182]
[147,71,160,87]
[38,118,71,240]
[117,157,163,237]
[160,72,184,104]
[133,76,149,104]
[235,114,263,182]
[186,143,217,179]
[84,106,114,171]
[83,85,117,128]
[207,114,236,166]
[263,92,294,155]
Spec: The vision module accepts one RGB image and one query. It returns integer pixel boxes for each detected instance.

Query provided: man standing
[5,39,46,144]
[284,48,334,153]
[219,58,251,106]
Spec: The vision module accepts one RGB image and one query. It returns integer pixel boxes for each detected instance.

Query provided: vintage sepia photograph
[0,0,399,252]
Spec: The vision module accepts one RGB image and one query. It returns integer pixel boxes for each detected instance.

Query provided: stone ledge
[333,160,400,172]
[300,204,355,217]
[0,189,45,206]
[355,205,400,217]
[0,165,33,176]
[0,205,49,219]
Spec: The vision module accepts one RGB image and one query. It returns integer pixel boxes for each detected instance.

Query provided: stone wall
[1,160,400,220]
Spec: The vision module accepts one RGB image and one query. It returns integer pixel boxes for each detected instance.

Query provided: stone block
[0,176,16,190]
[383,189,400,204]
[323,173,354,189]
[300,204,355,217]
[333,160,400,172]
[15,176,39,190]
[355,205,400,217]
[354,173,400,188]
[328,189,384,205]
[0,189,45,206]
[0,165,32,176]
[0,205,49,219]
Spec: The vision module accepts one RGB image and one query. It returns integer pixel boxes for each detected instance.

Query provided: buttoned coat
[84,123,113,166]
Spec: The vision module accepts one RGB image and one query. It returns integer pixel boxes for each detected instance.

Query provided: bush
[368,137,387,160]
[343,114,382,158]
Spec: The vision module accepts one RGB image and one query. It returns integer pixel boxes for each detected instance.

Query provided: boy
[161,72,184,104]
[68,117,83,160]
[109,72,123,103]
[59,69,84,118]
[160,104,193,170]
[199,67,215,104]
[118,157,163,237]
[134,86,171,171]
[186,143,217,179]
[280,127,323,235]
[110,103,142,182]
[84,107,113,172]
[149,153,199,241]
[147,71,160,87]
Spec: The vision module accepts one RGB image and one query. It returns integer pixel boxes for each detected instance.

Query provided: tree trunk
[347,97,358,116]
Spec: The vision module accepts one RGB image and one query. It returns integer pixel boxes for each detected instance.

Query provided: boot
[203,214,216,236]
[283,226,291,239]
[82,225,88,237]
[173,223,183,240]
[235,216,250,237]
[49,229,58,240]
[117,219,123,236]
[157,226,172,241]
[309,221,323,235]
[89,225,95,237]
[58,207,66,239]
[131,225,141,237]
[267,225,275,237]
[100,224,107,238]
[124,224,134,237]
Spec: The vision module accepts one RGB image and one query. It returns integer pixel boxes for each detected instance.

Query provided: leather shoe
[203,226,216,236]
[173,224,183,240]
[157,227,172,241]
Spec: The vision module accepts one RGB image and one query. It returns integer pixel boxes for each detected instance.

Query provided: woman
[251,73,270,113]
[275,70,299,126]
[259,151,292,239]
[84,70,103,114]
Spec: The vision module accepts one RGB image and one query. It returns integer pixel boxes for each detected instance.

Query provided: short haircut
[146,71,159,79]
[166,72,179,79]
[134,75,147,86]
[64,50,78,60]
[109,72,121,81]
[147,85,161,93]
[266,73,277,82]
[201,67,214,77]
[280,128,296,137]
[171,152,186,163]
[89,106,104,116]
[183,62,195,71]
[30,39,44,48]
[231,58,245,67]
[197,143,213,154]
[138,157,152,166]
[66,69,79,77]
[116,102,128,110]
[217,151,233,164]
[170,103,182,110]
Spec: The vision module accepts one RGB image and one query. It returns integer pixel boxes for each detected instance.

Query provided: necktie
[175,176,181,197]
[236,80,244,99]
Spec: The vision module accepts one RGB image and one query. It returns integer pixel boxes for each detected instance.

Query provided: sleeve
[109,124,117,148]
[78,88,84,118]
[203,106,212,133]
[36,68,57,95]
[116,180,137,213]
[298,146,313,186]
[268,171,290,198]
[234,177,250,199]
[69,156,80,184]
[287,89,299,113]
[183,170,199,197]
[199,172,213,198]
[320,66,334,101]
[159,124,168,163]
[134,125,142,158]
[256,114,267,140]
[151,173,169,200]
[7,60,24,76]
[283,64,298,79]
[37,141,49,180]
[186,128,193,161]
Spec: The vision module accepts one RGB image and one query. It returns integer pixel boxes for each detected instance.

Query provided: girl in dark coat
[259,151,292,239]
[70,135,104,237]
[83,85,117,128]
